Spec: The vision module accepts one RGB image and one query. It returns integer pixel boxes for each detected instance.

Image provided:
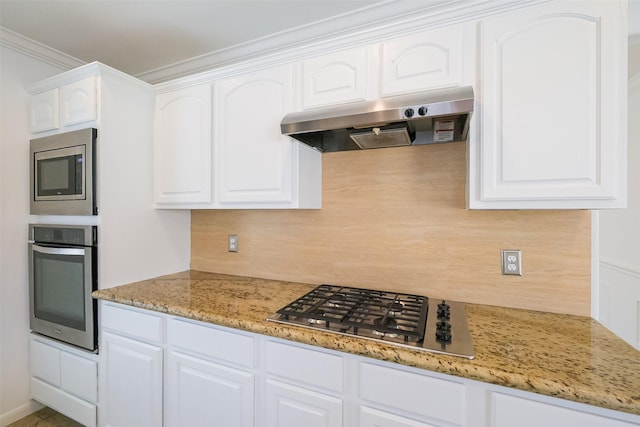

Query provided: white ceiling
[1,0,639,83]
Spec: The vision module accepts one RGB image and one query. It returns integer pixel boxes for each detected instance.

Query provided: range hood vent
[281,86,474,152]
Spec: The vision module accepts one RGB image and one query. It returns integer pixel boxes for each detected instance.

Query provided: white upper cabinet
[380,25,471,97]
[154,84,212,205]
[154,64,321,209]
[29,88,59,132]
[29,76,97,133]
[301,46,372,108]
[60,77,98,127]
[468,0,627,209]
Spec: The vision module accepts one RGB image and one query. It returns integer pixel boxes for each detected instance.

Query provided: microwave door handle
[32,244,85,256]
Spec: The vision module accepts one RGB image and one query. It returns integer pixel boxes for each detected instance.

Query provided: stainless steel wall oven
[28,224,98,352]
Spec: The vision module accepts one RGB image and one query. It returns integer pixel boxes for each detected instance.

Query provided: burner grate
[276,284,428,340]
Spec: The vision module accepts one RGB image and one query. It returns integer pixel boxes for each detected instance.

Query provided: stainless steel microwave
[30,128,97,215]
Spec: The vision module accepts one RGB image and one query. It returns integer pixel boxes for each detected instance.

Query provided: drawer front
[167,318,254,369]
[60,351,98,403]
[265,340,343,393]
[31,339,61,386]
[101,303,163,343]
[359,362,465,426]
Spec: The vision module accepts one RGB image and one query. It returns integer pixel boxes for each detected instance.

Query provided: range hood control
[418,106,428,116]
[404,108,414,118]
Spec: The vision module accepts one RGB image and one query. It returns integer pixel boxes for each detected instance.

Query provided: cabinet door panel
[60,77,97,126]
[101,332,162,427]
[154,84,212,204]
[265,379,342,427]
[302,47,369,108]
[166,350,254,427]
[381,25,465,96]
[29,89,59,132]
[214,65,295,204]
[473,0,626,208]
[360,406,437,427]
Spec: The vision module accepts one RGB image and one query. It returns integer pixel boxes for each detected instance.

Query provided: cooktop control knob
[437,300,450,320]
[418,106,428,116]
[404,108,414,118]
[436,320,452,342]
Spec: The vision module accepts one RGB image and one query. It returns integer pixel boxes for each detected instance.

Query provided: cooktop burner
[267,284,474,359]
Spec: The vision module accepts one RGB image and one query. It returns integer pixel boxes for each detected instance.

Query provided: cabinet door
[165,350,254,427]
[29,88,60,133]
[301,46,370,108]
[471,0,627,209]
[380,25,467,96]
[265,379,343,427]
[100,332,163,427]
[154,84,212,205]
[60,77,97,127]
[214,64,297,205]
[360,406,437,427]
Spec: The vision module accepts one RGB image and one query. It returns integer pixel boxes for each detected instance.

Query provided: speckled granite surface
[93,270,640,416]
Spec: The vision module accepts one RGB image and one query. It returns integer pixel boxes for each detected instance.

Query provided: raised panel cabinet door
[165,350,254,427]
[100,332,163,427]
[360,406,438,427]
[265,379,343,427]
[60,77,97,127]
[381,25,466,96]
[29,88,60,133]
[154,83,212,205]
[214,64,296,205]
[301,46,370,108]
[473,1,627,208]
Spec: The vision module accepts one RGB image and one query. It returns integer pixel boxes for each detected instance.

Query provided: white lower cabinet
[100,332,163,427]
[97,302,640,427]
[489,392,638,427]
[165,350,254,427]
[265,379,343,427]
[30,334,98,427]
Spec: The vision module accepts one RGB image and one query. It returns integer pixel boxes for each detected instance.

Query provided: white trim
[599,259,640,279]
[0,27,85,71]
[591,211,600,319]
[0,400,44,426]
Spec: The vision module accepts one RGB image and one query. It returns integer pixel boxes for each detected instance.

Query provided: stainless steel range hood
[281,86,474,152]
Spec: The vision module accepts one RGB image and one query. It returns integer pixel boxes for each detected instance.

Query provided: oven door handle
[32,244,85,256]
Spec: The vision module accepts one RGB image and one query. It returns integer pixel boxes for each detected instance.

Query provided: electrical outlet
[501,249,522,276]
[228,234,238,252]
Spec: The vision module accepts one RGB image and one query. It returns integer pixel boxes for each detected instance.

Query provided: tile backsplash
[191,142,591,316]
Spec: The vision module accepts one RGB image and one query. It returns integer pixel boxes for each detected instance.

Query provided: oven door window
[32,245,87,331]
[34,145,85,200]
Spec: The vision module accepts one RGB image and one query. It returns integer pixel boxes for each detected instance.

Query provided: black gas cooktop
[267,284,474,359]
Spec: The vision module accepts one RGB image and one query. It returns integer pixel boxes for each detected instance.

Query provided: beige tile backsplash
[191,142,591,316]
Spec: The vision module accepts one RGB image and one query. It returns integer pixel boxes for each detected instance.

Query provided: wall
[597,40,640,350]
[0,46,67,425]
[192,141,592,316]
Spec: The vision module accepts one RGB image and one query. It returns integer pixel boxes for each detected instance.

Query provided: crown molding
[141,0,546,85]
[0,26,85,71]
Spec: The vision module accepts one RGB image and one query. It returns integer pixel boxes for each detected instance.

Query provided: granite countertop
[92,270,640,416]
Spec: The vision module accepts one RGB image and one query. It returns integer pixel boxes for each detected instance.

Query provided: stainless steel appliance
[30,128,97,215]
[280,86,473,152]
[28,224,98,352]
[267,284,474,359]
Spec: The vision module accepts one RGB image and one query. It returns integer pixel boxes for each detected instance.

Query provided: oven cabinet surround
[29,334,98,427]
[152,64,321,209]
[96,302,639,427]
[28,76,97,133]
[467,0,627,209]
